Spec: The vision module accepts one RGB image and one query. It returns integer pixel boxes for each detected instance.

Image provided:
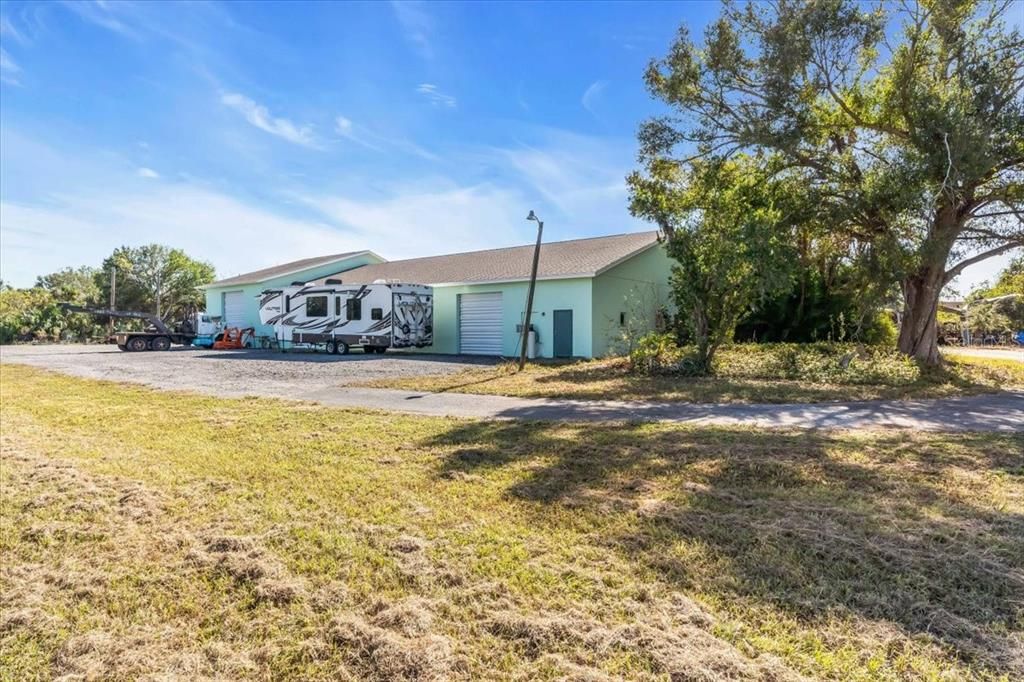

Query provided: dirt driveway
[0,344,495,401]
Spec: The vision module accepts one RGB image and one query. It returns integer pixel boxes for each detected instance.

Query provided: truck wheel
[151,336,171,351]
[126,336,149,352]
[326,340,338,355]
[337,341,349,355]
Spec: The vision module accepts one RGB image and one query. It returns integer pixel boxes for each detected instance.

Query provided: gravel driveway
[0,344,495,400]
[4,344,1021,431]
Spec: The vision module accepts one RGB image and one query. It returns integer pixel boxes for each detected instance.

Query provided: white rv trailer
[258,280,433,354]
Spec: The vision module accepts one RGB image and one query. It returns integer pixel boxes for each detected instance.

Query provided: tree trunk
[898,206,967,366]
[692,304,713,375]
[897,271,943,365]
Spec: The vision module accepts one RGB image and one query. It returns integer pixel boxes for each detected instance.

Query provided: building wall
[591,243,675,357]
[201,245,671,358]
[203,253,384,338]
[422,278,594,358]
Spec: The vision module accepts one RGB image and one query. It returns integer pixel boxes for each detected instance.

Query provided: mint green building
[202,231,673,358]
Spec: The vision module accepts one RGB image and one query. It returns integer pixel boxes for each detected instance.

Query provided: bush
[718,343,920,385]
[630,333,694,375]
[860,312,898,346]
[630,333,922,385]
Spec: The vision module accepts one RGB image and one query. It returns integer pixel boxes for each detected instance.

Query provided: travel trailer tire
[326,339,349,355]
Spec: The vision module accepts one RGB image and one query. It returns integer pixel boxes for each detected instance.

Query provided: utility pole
[108,268,117,338]
[519,211,544,371]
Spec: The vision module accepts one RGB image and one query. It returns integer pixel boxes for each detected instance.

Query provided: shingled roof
[206,251,373,288]
[317,231,661,286]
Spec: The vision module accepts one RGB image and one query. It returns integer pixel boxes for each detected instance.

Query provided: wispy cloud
[61,0,141,39]
[581,80,608,115]
[334,116,353,136]
[0,14,30,46]
[221,92,317,148]
[136,167,159,179]
[334,115,384,152]
[334,114,440,160]
[416,83,456,109]
[0,47,21,86]
[297,179,532,260]
[391,1,434,59]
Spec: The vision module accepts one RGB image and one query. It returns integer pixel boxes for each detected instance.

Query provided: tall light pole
[519,211,543,371]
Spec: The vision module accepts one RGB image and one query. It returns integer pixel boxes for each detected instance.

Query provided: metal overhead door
[459,292,503,355]
[223,291,247,327]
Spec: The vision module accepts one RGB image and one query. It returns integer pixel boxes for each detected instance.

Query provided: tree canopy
[97,245,215,321]
[631,0,1023,364]
[1,245,215,344]
[632,157,796,370]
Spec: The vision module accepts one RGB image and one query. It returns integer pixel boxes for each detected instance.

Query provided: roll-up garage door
[223,291,247,327]
[459,292,503,355]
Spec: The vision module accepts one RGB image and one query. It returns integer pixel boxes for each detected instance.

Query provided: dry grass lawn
[362,355,1024,404]
[1,363,1022,681]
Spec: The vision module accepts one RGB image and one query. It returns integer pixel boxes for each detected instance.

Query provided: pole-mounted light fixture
[519,211,544,370]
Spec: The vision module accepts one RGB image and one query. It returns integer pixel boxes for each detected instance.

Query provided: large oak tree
[630,0,1023,364]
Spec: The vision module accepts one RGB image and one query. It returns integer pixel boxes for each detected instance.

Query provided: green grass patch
[1,364,1022,680]
[364,344,1023,403]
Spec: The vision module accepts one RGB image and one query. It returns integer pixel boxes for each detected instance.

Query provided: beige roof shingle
[206,251,370,288]
[316,231,661,286]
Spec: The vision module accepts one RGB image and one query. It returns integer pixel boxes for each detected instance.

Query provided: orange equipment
[212,327,254,350]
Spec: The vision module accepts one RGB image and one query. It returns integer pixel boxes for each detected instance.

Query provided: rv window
[307,296,328,318]
[285,296,291,313]
[346,297,362,320]
[371,308,383,320]
[335,297,341,317]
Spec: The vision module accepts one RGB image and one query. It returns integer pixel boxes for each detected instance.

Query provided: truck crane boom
[61,304,172,335]
[60,303,200,351]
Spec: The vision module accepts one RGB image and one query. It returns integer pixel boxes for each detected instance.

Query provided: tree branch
[944,241,1024,284]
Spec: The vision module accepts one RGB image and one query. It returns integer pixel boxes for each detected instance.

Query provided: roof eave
[202,250,382,289]
[428,272,597,287]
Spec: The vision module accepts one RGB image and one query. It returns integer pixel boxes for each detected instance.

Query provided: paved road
[3,345,1022,432]
[301,386,1024,431]
[942,346,1024,362]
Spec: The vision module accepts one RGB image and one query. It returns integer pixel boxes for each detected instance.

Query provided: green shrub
[630,334,922,385]
[629,333,694,375]
[861,312,899,346]
[718,343,920,385]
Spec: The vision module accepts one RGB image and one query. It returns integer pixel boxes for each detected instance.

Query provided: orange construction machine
[212,327,255,350]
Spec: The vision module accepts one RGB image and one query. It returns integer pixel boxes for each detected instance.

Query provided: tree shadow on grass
[425,421,1024,674]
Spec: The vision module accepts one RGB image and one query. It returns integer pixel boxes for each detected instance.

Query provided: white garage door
[459,292,503,355]
[223,291,247,327]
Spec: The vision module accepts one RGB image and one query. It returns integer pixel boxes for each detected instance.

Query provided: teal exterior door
[553,309,573,358]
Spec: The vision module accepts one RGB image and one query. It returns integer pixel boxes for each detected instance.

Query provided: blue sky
[0,0,1015,291]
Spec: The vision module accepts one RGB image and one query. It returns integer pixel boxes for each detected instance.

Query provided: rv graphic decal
[258,282,433,351]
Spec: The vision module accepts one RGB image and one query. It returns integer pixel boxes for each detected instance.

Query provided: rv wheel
[337,341,350,355]
[326,340,338,355]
